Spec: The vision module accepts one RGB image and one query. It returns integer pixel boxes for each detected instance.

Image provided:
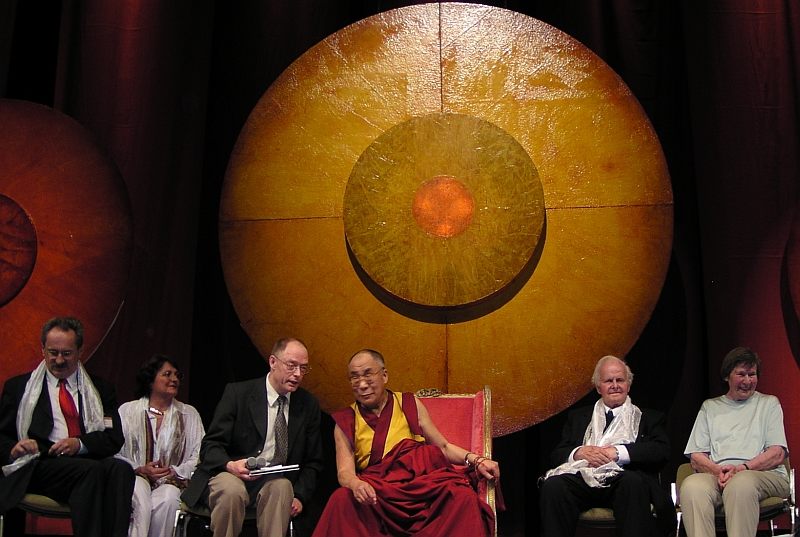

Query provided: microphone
[246,457,266,470]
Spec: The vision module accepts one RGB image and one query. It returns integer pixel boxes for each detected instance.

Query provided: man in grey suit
[182,337,323,537]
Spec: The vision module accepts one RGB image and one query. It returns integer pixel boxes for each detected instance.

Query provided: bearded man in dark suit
[539,355,675,537]
[0,316,134,537]
[182,337,323,537]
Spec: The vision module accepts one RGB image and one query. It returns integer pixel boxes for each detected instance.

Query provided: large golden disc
[0,99,132,382]
[220,4,673,435]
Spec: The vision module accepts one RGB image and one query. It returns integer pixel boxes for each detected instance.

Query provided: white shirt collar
[265,373,290,407]
[45,368,79,388]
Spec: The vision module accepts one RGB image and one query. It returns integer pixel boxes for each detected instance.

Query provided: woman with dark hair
[116,355,205,537]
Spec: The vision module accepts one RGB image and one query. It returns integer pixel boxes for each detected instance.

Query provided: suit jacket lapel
[29,377,54,440]
[250,380,267,444]
[574,406,595,444]
[287,392,304,455]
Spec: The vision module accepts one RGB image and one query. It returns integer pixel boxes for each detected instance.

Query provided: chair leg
[0,512,4,537]
[171,508,181,537]
[172,509,191,537]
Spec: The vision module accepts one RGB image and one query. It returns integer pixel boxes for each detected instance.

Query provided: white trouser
[129,476,182,537]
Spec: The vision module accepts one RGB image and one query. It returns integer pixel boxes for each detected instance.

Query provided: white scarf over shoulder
[2,360,105,476]
[117,397,188,485]
[544,396,642,487]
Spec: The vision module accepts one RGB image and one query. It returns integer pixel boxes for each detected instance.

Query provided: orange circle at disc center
[411,176,475,238]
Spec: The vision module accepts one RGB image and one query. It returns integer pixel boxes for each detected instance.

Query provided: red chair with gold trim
[416,385,497,535]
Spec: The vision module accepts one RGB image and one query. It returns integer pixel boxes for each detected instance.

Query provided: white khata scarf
[119,397,187,487]
[2,360,106,476]
[544,396,641,487]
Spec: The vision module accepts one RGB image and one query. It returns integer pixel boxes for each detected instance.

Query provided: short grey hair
[591,355,633,387]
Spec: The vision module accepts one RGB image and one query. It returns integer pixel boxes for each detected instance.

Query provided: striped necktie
[273,395,288,465]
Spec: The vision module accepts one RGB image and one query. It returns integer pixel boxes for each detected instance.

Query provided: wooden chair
[0,493,72,537]
[672,459,796,536]
[416,385,497,535]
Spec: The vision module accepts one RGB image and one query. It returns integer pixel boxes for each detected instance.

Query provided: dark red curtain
[2,1,799,535]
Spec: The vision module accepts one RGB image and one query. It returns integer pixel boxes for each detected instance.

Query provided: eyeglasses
[349,368,385,386]
[159,370,183,380]
[45,348,75,358]
[273,354,311,375]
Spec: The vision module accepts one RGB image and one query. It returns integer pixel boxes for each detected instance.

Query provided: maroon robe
[312,393,495,536]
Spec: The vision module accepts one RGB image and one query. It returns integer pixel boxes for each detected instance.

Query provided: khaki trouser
[680,470,789,537]
[207,472,293,537]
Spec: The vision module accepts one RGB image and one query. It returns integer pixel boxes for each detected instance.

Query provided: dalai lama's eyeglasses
[349,368,385,387]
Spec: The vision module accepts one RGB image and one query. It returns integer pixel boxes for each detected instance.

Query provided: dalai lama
[312,349,500,537]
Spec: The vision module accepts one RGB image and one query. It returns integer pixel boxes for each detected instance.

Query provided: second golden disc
[344,112,545,307]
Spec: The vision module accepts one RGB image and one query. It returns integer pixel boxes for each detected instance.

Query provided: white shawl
[116,397,204,486]
[544,397,642,487]
[2,360,105,476]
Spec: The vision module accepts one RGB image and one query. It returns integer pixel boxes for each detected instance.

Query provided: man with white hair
[539,355,675,537]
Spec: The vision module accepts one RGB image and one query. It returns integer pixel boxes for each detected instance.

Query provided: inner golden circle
[343,112,545,307]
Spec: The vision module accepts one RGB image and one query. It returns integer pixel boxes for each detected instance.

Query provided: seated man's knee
[102,457,135,481]
[448,484,481,507]
[258,477,292,498]
[614,470,647,492]
[330,487,352,502]
[256,477,293,508]
[539,475,570,506]
[209,472,249,506]
[721,473,759,504]
[680,473,717,505]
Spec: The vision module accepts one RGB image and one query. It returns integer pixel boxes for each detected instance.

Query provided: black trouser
[539,471,655,537]
[29,456,135,537]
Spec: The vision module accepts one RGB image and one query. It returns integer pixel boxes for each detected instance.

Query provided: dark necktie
[58,379,81,437]
[603,409,614,433]
[274,395,288,465]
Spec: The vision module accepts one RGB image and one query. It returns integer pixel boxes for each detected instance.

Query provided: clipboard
[248,464,300,476]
